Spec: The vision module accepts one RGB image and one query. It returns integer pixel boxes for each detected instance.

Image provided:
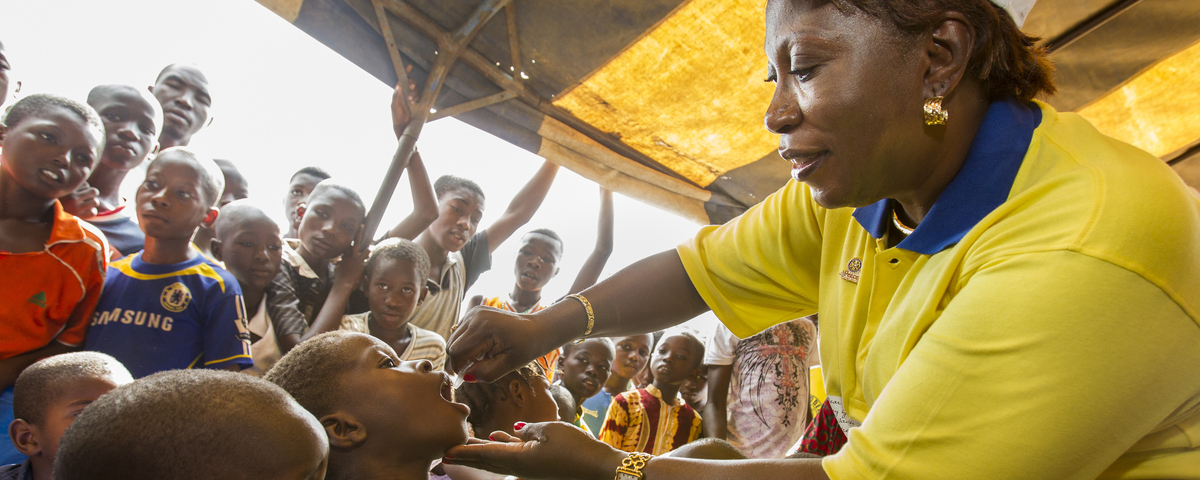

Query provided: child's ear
[149,141,160,156]
[418,285,429,304]
[506,379,522,406]
[8,419,42,457]
[210,238,224,262]
[320,412,368,449]
[202,208,219,228]
[0,123,7,144]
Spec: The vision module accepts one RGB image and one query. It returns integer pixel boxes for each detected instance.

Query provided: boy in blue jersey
[84,148,252,378]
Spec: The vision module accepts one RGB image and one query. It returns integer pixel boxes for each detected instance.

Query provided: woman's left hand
[444,422,626,480]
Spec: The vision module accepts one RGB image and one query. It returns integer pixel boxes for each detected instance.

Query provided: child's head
[650,330,706,388]
[53,369,327,480]
[86,84,162,173]
[266,331,469,476]
[549,383,576,424]
[284,166,331,232]
[557,338,615,403]
[456,363,557,438]
[8,353,133,472]
[427,175,485,252]
[0,93,105,201]
[149,63,211,147]
[214,159,249,206]
[611,334,654,382]
[135,147,224,241]
[680,367,709,411]
[212,201,282,294]
[513,228,562,293]
[361,238,430,330]
[296,180,365,262]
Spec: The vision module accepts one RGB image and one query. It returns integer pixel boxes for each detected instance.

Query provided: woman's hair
[455,362,547,435]
[834,0,1055,101]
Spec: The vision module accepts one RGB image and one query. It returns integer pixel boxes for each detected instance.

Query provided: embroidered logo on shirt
[839,258,862,284]
[27,291,47,308]
[160,282,193,312]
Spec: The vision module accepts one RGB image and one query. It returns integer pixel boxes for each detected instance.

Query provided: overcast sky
[0,0,721,333]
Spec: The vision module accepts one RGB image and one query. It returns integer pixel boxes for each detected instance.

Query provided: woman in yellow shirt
[443,0,1200,478]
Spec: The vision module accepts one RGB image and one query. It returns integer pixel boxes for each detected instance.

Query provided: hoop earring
[924,96,948,126]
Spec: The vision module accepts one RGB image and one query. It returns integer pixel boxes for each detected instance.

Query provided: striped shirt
[339,312,447,371]
[598,384,702,455]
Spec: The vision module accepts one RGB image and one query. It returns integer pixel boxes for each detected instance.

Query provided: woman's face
[764,0,937,209]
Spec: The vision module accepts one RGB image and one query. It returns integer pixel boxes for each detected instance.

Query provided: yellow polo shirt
[678,100,1200,479]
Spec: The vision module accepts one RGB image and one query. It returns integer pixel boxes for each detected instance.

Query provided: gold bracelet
[566,294,594,337]
[614,452,652,480]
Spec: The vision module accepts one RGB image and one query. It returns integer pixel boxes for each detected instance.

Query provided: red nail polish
[443,457,455,465]
[464,374,476,382]
[514,422,527,431]
[488,435,496,441]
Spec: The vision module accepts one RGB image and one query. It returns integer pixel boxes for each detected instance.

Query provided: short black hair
[549,383,575,422]
[12,352,131,426]
[562,337,615,357]
[150,147,225,207]
[265,331,364,420]
[434,175,485,201]
[214,159,248,190]
[54,369,322,480]
[364,238,431,284]
[658,328,705,369]
[291,166,331,182]
[456,363,546,435]
[525,228,564,252]
[307,180,365,214]
[2,93,103,132]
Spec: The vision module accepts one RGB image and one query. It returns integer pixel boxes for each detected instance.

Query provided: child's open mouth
[440,373,471,415]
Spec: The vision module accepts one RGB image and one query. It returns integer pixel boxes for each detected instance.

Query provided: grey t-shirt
[408,232,491,339]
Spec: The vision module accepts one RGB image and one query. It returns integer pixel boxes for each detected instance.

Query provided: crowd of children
[0,41,822,479]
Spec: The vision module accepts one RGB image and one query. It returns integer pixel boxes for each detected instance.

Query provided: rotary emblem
[839,258,862,284]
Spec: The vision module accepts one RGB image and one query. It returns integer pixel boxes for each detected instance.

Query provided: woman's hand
[447,307,566,382]
[445,422,626,480]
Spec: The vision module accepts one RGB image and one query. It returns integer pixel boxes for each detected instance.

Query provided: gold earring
[924,96,948,126]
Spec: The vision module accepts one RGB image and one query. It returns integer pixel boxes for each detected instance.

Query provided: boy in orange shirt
[0,94,108,464]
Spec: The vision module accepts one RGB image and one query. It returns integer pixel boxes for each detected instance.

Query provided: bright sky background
[0,0,720,335]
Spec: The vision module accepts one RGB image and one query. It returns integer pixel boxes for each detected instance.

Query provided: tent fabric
[254,0,1200,223]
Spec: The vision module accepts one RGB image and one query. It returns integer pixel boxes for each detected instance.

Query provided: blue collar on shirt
[851,99,1041,255]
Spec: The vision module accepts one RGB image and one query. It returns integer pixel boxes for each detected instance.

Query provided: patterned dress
[598,384,702,455]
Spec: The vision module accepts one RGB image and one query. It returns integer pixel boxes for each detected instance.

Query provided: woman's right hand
[448,306,563,382]
[445,422,626,480]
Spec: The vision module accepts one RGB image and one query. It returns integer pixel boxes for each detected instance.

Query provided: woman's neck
[142,237,196,265]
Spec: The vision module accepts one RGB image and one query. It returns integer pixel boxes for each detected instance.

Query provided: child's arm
[300,227,370,341]
[201,278,254,372]
[482,161,560,254]
[267,275,312,354]
[567,187,614,294]
[701,365,732,439]
[384,150,439,240]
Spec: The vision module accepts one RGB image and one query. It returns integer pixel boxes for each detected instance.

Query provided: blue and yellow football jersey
[85,252,252,378]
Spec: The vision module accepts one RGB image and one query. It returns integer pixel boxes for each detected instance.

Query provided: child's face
[218,217,283,292]
[136,152,216,241]
[284,173,323,231]
[150,64,211,141]
[339,335,470,456]
[91,89,162,171]
[34,375,123,462]
[512,234,561,293]
[428,188,484,252]
[679,370,708,408]
[612,334,653,380]
[364,257,425,330]
[0,105,103,201]
[298,189,363,261]
[558,340,614,401]
[650,335,702,386]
